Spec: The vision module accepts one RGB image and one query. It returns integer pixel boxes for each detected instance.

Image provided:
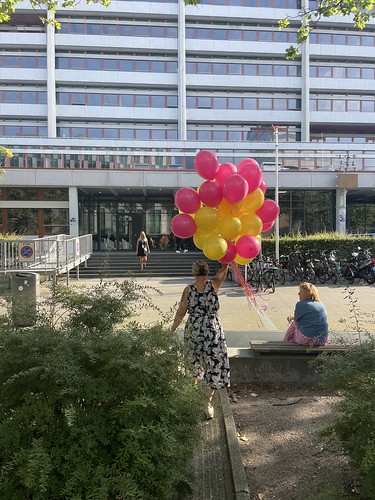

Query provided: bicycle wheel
[304,267,316,284]
[316,267,326,284]
[275,268,286,285]
[263,270,275,293]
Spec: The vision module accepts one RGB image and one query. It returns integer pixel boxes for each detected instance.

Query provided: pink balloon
[194,150,220,181]
[215,163,237,186]
[222,174,248,204]
[219,240,237,264]
[199,181,223,207]
[256,199,280,224]
[238,159,263,194]
[236,235,261,260]
[259,180,267,194]
[174,187,200,214]
[261,220,275,232]
[170,214,197,238]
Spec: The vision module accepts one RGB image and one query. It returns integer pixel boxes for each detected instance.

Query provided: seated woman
[284,282,329,346]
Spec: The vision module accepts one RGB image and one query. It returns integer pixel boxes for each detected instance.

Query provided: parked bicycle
[315,250,340,284]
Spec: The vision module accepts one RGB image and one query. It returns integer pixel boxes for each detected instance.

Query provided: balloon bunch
[170,150,280,265]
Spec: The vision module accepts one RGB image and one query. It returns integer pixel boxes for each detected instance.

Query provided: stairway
[71,250,221,278]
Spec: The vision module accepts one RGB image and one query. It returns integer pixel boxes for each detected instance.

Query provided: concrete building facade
[0,0,374,249]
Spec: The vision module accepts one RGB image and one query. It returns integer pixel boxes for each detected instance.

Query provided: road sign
[18,242,36,262]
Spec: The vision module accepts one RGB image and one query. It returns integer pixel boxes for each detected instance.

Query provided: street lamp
[272,125,280,261]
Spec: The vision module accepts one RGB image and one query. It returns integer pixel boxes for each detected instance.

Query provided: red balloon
[170,214,197,238]
[238,159,263,194]
[199,181,223,207]
[219,240,237,263]
[174,187,200,214]
[236,235,261,260]
[259,180,267,193]
[222,174,248,204]
[194,150,220,181]
[261,220,275,232]
[256,199,280,224]
[215,162,237,186]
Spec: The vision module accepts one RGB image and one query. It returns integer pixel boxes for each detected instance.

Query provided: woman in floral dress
[171,260,230,419]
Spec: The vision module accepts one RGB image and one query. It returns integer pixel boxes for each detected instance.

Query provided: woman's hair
[140,231,146,240]
[299,282,320,302]
[192,260,209,277]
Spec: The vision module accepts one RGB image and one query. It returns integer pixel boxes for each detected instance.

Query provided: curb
[219,389,251,500]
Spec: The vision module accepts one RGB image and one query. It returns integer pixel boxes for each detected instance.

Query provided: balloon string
[231,262,267,327]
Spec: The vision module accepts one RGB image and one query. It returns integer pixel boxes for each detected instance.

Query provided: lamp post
[272,125,280,261]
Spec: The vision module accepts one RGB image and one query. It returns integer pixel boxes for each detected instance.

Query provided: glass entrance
[79,195,175,251]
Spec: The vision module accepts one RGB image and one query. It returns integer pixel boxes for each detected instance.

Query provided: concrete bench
[249,340,348,356]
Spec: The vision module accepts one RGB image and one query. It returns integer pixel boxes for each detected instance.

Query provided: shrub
[318,340,375,497]
[0,281,205,499]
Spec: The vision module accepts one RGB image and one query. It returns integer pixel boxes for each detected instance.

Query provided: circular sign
[20,245,34,259]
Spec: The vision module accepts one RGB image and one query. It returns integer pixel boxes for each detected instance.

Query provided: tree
[185,0,375,59]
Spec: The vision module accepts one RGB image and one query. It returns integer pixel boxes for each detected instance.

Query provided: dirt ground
[230,383,361,500]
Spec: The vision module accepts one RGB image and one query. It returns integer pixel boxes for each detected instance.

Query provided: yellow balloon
[239,213,263,236]
[203,236,227,261]
[193,229,214,250]
[256,235,262,244]
[195,206,220,231]
[234,255,253,265]
[218,199,241,217]
[241,188,265,214]
[217,216,242,240]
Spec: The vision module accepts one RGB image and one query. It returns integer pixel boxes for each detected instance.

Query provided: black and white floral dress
[184,281,230,389]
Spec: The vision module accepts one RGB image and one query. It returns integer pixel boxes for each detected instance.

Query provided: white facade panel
[56,106,178,121]
[55,70,178,87]
[55,35,177,52]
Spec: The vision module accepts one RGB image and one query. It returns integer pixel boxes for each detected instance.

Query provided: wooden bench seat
[249,340,348,356]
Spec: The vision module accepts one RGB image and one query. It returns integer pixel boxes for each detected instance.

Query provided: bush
[262,232,375,261]
[318,340,375,497]
[0,281,205,499]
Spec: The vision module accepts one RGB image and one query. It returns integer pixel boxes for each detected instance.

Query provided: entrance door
[131,213,144,250]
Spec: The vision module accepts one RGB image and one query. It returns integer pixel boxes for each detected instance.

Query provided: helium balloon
[194,150,220,180]
[219,240,237,264]
[237,157,261,171]
[218,198,238,216]
[236,234,261,259]
[234,254,253,265]
[199,180,223,207]
[238,160,263,193]
[195,206,220,231]
[241,188,265,214]
[193,229,214,250]
[239,213,263,236]
[215,162,237,186]
[175,187,201,214]
[259,180,267,194]
[222,174,248,204]
[262,220,275,232]
[256,199,280,224]
[203,236,227,261]
[217,216,242,240]
[170,213,196,238]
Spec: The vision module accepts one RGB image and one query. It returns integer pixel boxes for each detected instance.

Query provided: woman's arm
[171,286,189,333]
[211,263,229,292]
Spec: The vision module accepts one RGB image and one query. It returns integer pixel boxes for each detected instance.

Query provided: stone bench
[249,340,349,356]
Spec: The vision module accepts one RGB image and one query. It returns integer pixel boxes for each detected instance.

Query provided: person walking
[136,231,150,271]
[284,282,329,346]
[171,260,230,420]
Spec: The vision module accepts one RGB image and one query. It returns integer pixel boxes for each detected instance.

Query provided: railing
[0,234,93,276]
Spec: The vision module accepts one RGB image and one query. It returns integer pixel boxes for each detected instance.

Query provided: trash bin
[11,272,40,327]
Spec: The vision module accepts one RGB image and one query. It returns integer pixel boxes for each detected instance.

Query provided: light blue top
[294,299,329,339]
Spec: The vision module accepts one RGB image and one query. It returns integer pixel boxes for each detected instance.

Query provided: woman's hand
[287,315,294,323]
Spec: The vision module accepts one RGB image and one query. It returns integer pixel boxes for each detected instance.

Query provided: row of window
[56,92,177,107]
[59,22,178,38]
[4,55,375,83]
[57,21,375,48]
[310,99,375,113]
[1,90,47,104]
[310,65,375,79]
